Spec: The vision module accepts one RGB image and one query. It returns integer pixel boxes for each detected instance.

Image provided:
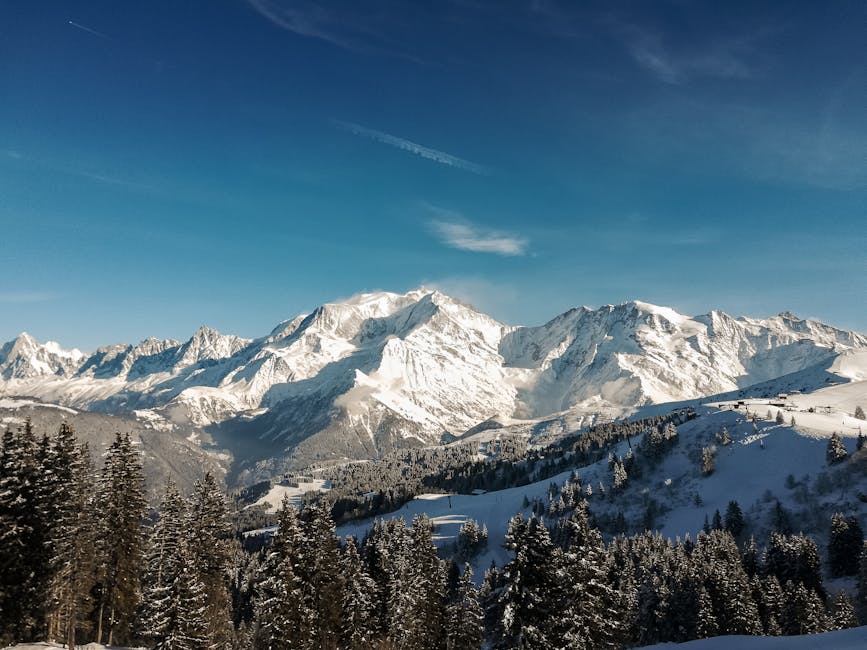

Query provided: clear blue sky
[2,0,865,351]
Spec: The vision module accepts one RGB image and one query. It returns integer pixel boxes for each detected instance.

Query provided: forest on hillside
[1,419,866,649]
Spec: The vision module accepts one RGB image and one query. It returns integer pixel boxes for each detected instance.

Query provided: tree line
[3,418,866,649]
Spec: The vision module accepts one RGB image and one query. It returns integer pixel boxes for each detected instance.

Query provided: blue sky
[2,0,865,350]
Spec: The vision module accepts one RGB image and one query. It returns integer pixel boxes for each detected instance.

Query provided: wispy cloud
[246,0,359,51]
[67,20,110,40]
[623,97,867,190]
[0,292,55,304]
[605,16,764,84]
[245,0,427,64]
[334,120,489,174]
[425,205,527,255]
[2,149,150,190]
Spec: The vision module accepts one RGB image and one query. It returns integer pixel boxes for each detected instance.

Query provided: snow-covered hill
[1,289,865,473]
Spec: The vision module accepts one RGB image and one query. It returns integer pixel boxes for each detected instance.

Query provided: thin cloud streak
[0,292,55,304]
[245,0,360,52]
[67,20,110,39]
[245,0,428,64]
[334,120,489,174]
[604,15,760,84]
[430,220,527,256]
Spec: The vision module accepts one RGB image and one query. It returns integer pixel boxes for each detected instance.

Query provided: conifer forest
[2,418,866,649]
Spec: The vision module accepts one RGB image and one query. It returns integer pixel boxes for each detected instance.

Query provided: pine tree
[0,421,47,642]
[855,405,865,420]
[497,514,562,649]
[694,586,717,639]
[711,510,723,530]
[830,591,858,630]
[741,537,759,576]
[446,565,484,650]
[187,472,235,648]
[701,447,715,475]
[613,461,628,491]
[140,481,207,650]
[47,442,99,648]
[770,501,792,534]
[829,513,863,577]
[251,499,309,650]
[724,500,745,538]
[560,503,627,648]
[858,542,867,622]
[340,537,377,649]
[775,410,785,425]
[300,504,346,649]
[764,532,825,598]
[94,432,147,645]
[826,433,848,464]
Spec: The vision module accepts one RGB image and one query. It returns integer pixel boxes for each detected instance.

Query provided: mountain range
[2,289,865,477]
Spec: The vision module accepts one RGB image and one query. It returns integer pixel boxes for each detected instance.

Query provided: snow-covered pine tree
[456,518,483,561]
[635,575,671,646]
[299,503,346,649]
[757,575,784,635]
[701,447,715,475]
[560,502,627,648]
[780,580,828,635]
[694,530,761,636]
[613,461,628,491]
[187,471,236,648]
[43,422,83,641]
[47,441,99,648]
[94,432,147,645]
[138,482,209,650]
[858,542,867,622]
[251,498,309,650]
[741,536,759,576]
[497,514,562,649]
[830,591,858,630]
[826,433,848,464]
[694,586,717,639]
[764,532,825,598]
[446,564,483,650]
[0,421,49,642]
[855,405,865,420]
[402,514,448,650]
[828,512,863,577]
[340,537,378,649]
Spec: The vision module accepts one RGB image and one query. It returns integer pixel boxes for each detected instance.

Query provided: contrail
[333,120,489,175]
[68,20,109,39]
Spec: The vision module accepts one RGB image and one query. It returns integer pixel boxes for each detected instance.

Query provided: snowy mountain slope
[1,289,865,475]
[0,333,85,379]
[335,399,867,584]
[0,399,228,502]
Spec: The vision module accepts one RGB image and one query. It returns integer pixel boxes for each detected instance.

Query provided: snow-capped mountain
[1,289,865,470]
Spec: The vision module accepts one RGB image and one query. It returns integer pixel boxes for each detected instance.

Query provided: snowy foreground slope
[644,625,867,648]
[3,644,143,649]
[2,289,865,473]
[5,627,867,650]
